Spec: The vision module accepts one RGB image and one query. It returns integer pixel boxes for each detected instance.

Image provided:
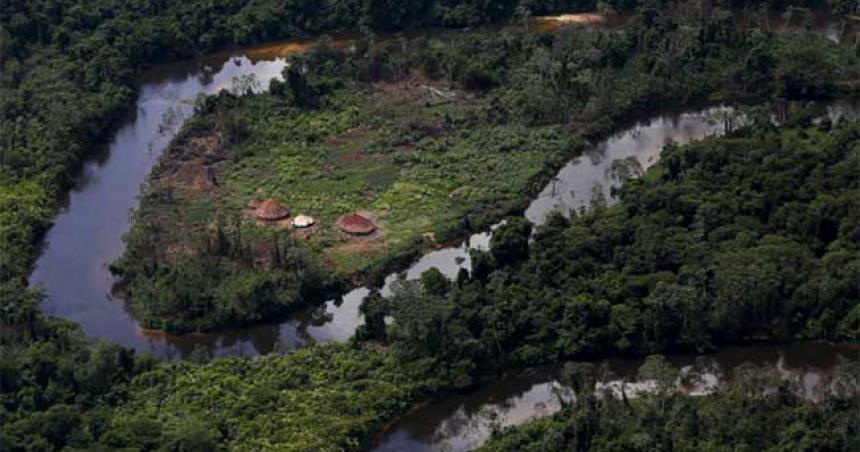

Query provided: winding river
[28,14,630,359]
[25,12,859,449]
[374,342,858,451]
[27,12,857,358]
[26,55,732,358]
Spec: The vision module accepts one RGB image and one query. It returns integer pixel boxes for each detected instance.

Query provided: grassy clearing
[155,80,578,277]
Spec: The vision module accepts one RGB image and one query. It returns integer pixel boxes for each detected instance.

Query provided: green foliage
[115,3,858,333]
[481,357,860,451]
[490,217,533,265]
[377,120,860,386]
[101,344,426,451]
[2,2,859,450]
[1,343,429,451]
[0,180,52,284]
[0,316,152,451]
[387,279,479,388]
[115,214,333,332]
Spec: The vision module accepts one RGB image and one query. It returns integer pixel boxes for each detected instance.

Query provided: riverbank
[112,67,577,332]
[112,6,859,334]
[366,115,860,449]
[5,2,860,451]
[376,342,858,451]
[478,355,860,451]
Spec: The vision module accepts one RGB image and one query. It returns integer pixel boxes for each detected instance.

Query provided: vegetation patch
[366,118,860,388]
[115,2,859,333]
[2,2,860,451]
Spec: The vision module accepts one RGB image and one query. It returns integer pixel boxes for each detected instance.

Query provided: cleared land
[134,74,575,277]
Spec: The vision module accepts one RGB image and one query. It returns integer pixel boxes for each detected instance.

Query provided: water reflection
[525,108,731,224]
[27,13,857,359]
[374,343,859,452]
[28,45,300,359]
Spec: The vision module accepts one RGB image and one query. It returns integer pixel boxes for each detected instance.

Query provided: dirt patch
[156,130,228,198]
[164,131,227,163]
[326,237,385,255]
[370,72,470,109]
[190,135,223,157]
[172,163,219,195]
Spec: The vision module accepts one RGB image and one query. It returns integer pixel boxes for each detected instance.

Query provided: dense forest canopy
[365,118,860,388]
[3,119,857,450]
[2,0,618,293]
[115,0,858,333]
[1,0,859,450]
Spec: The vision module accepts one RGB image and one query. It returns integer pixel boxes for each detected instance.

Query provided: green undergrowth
[116,3,859,333]
[102,344,428,451]
[213,92,573,276]
[0,342,432,451]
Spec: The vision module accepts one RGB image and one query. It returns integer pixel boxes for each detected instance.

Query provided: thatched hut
[336,213,376,235]
[292,214,315,228]
[255,199,289,221]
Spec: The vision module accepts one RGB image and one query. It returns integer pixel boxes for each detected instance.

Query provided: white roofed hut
[292,214,315,228]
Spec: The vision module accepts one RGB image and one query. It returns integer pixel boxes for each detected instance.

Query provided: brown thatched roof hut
[256,199,289,221]
[336,213,376,235]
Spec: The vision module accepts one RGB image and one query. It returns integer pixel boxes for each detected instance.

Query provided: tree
[490,217,533,265]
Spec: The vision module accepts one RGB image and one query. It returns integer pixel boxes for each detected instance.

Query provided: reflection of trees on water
[199,64,214,85]
[389,350,857,451]
[146,104,186,154]
[589,183,606,210]
[434,405,500,452]
[608,155,643,182]
[231,73,261,94]
[586,143,606,165]
[142,321,285,359]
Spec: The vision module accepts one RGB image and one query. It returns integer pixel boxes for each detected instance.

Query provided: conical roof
[336,213,376,235]
[256,199,289,221]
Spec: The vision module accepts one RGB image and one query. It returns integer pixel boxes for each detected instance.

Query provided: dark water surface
[27,14,856,360]
[373,343,859,452]
[24,12,859,450]
[28,48,298,358]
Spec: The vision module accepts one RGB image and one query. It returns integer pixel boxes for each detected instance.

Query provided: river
[30,10,856,359]
[373,343,858,452]
[26,13,856,360]
[26,13,621,358]
[24,11,859,452]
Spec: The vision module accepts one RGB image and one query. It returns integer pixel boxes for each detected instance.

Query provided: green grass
[189,87,579,276]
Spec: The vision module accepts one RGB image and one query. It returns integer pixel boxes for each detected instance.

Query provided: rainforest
[1,0,859,451]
